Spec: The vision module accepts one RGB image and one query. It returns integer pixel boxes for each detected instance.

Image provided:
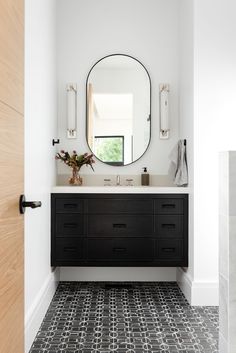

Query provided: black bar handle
[113,247,127,252]
[113,223,127,228]
[162,247,175,253]
[64,247,77,252]
[19,195,42,214]
[64,204,77,209]
[162,204,175,209]
[64,223,77,228]
[161,224,176,229]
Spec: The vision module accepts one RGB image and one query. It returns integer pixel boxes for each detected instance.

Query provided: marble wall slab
[219,151,236,353]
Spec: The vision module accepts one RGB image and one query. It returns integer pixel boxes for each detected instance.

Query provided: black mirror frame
[86,53,151,167]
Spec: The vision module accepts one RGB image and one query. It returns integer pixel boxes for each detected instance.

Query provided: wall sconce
[159,83,170,139]
[67,83,77,138]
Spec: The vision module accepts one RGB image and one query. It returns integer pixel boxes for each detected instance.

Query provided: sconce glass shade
[159,84,169,139]
[67,83,77,138]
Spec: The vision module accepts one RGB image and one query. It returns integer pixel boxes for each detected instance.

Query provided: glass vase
[69,167,82,186]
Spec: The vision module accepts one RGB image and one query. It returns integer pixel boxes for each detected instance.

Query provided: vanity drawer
[54,238,83,261]
[87,238,154,261]
[157,239,183,260]
[88,215,153,236]
[154,199,184,214]
[87,198,152,214]
[55,198,84,213]
[155,215,184,237]
[55,214,84,236]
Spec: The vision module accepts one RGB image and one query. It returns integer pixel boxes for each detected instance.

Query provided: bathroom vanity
[51,188,188,267]
[52,53,189,268]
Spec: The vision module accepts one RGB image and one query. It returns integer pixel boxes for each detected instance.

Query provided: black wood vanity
[51,193,188,267]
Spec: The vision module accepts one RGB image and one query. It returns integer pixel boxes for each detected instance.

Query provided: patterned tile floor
[30,282,218,353]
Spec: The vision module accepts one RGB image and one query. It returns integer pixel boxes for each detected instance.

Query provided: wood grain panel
[0,0,24,114]
[0,101,24,352]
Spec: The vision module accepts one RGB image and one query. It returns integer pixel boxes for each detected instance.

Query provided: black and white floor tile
[30,282,218,353]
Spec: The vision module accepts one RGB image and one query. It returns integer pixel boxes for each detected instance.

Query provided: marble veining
[219,151,236,352]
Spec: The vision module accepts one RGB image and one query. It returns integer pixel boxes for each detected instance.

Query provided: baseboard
[176,267,192,303]
[60,267,176,282]
[24,268,59,353]
[177,267,219,306]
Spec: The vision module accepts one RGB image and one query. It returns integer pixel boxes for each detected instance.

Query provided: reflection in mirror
[86,54,151,166]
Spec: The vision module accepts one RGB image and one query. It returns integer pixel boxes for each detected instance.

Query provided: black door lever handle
[19,195,42,214]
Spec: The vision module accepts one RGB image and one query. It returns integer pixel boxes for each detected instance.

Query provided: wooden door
[0,1,24,353]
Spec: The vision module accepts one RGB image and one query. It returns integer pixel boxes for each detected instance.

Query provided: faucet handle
[116,175,121,186]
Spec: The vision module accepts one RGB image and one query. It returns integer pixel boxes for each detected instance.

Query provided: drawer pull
[113,223,127,228]
[162,204,175,209]
[113,247,127,252]
[64,246,77,252]
[64,204,77,209]
[161,223,176,229]
[162,247,175,253]
[64,223,77,228]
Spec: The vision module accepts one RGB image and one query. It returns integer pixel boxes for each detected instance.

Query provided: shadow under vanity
[51,192,188,267]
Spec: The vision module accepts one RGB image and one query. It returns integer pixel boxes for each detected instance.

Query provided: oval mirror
[86,54,151,166]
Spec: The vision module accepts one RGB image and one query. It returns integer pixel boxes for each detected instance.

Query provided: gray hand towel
[169,140,188,186]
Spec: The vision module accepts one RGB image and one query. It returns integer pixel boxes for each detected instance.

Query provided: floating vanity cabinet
[51,193,188,267]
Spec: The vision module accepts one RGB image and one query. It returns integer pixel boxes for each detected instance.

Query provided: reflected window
[94,136,124,166]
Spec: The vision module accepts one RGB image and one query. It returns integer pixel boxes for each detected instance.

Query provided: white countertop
[52,186,190,194]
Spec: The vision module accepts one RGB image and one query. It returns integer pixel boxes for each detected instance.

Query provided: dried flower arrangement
[56,150,95,185]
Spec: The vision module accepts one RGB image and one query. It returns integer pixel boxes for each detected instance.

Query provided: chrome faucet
[116,175,121,186]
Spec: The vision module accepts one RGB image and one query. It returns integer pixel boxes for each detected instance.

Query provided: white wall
[56,0,180,176]
[24,0,58,351]
[178,0,236,306]
[177,0,195,301]
[179,0,194,190]
[193,0,236,304]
